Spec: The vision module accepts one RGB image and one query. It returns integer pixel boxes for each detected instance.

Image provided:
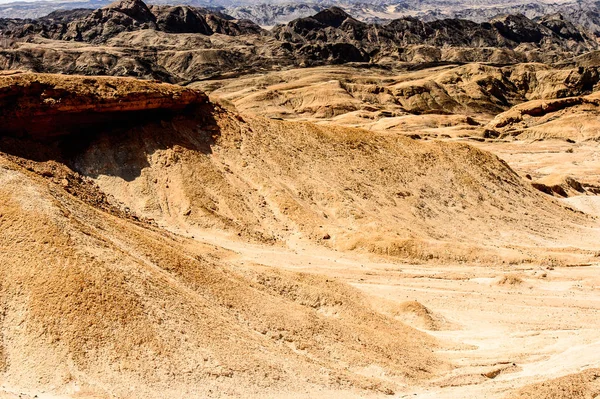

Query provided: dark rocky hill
[0,2,598,81]
[0,0,264,42]
[273,8,597,54]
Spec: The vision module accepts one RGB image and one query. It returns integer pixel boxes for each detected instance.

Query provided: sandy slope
[1,72,600,398]
[63,104,600,264]
[3,162,600,398]
[0,154,448,398]
[507,368,600,399]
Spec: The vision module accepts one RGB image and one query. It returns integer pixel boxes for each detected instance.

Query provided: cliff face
[0,72,207,136]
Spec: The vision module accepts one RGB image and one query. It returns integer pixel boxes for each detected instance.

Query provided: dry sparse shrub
[497,274,524,286]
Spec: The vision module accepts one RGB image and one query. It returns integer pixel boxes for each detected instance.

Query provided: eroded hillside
[196,63,600,138]
[0,72,452,399]
[2,71,600,399]
[3,72,599,263]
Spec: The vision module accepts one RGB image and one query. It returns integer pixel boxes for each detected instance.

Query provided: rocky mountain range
[0,0,598,82]
[0,0,264,42]
[272,7,597,60]
[2,0,600,38]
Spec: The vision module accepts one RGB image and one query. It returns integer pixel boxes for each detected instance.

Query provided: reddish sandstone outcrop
[0,72,208,137]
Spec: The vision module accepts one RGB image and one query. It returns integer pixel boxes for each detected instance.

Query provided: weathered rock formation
[486,92,600,140]
[0,72,207,136]
[0,0,264,43]
[273,7,598,64]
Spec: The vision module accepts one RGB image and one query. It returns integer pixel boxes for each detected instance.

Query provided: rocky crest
[273,9,597,63]
[0,3,599,81]
[0,71,207,136]
[0,0,264,43]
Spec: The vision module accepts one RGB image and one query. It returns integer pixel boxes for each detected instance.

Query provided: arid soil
[196,63,600,134]
[1,69,600,399]
[198,64,600,397]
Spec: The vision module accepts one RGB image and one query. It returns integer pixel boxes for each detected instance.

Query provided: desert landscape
[1,1,600,398]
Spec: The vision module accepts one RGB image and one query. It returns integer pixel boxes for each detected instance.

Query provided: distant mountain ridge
[0,0,264,42]
[0,0,599,81]
[271,6,597,62]
[2,0,600,38]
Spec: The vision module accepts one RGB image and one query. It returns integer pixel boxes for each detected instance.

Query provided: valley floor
[7,217,598,398]
[153,223,600,398]
[170,136,600,398]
